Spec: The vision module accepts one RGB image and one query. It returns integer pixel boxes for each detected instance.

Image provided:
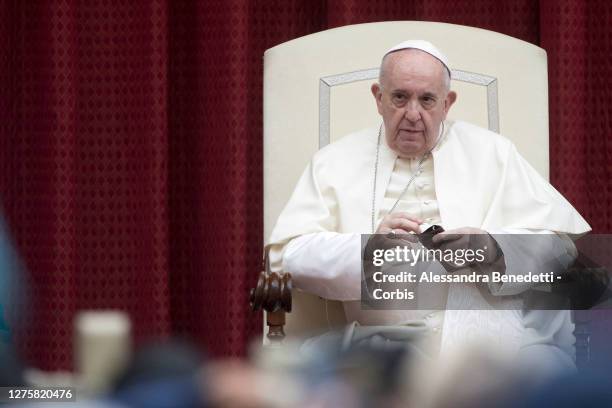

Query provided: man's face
[371,49,456,158]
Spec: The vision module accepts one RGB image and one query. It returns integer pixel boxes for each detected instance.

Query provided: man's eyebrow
[389,90,438,98]
[421,92,438,98]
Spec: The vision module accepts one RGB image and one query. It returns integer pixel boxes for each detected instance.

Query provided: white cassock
[267,120,591,370]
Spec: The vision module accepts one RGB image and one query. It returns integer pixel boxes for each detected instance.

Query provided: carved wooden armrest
[249,248,292,344]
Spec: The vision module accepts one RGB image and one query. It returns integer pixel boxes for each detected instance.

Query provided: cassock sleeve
[486,229,577,296]
[282,232,362,301]
[478,139,588,296]
[268,158,362,300]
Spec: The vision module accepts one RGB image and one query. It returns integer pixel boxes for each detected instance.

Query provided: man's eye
[392,94,406,104]
[421,97,436,106]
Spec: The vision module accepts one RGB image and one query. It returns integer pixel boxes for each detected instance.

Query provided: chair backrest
[264,21,549,337]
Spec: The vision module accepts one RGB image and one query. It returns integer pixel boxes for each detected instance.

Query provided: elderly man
[267,40,590,370]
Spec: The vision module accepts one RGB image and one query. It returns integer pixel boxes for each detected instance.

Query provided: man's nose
[403,101,421,122]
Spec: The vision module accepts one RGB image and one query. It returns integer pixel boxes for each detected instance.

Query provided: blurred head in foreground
[0,213,27,386]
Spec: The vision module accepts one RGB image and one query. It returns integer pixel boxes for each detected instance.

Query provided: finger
[376,213,421,233]
[436,237,468,252]
[383,227,411,235]
[397,234,419,243]
[388,212,423,224]
[388,218,421,234]
[379,230,412,250]
[432,232,463,244]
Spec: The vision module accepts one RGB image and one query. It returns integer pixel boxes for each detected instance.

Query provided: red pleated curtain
[0,0,609,370]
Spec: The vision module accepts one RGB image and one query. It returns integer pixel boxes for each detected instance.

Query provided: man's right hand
[364,213,421,264]
[375,212,422,235]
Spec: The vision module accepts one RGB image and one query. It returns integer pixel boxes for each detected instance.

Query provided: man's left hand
[431,227,502,269]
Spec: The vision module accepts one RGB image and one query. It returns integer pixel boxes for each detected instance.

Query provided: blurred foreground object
[0,304,8,344]
[0,213,27,386]
[0,342,24,386]
[75,311,131,396]
[112,339,206,408]
[0,213,28,343]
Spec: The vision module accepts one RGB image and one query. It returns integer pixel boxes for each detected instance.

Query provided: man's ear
[444,91,457,115]
[371,83,383,115]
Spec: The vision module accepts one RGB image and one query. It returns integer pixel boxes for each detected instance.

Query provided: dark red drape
[0,0,609,370]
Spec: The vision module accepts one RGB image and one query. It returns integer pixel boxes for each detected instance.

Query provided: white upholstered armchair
[253,21,566,346]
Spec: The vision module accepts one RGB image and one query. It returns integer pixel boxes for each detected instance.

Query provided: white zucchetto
[384,40,451,75]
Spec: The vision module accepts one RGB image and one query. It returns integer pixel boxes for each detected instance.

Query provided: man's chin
[393,141,427,158]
